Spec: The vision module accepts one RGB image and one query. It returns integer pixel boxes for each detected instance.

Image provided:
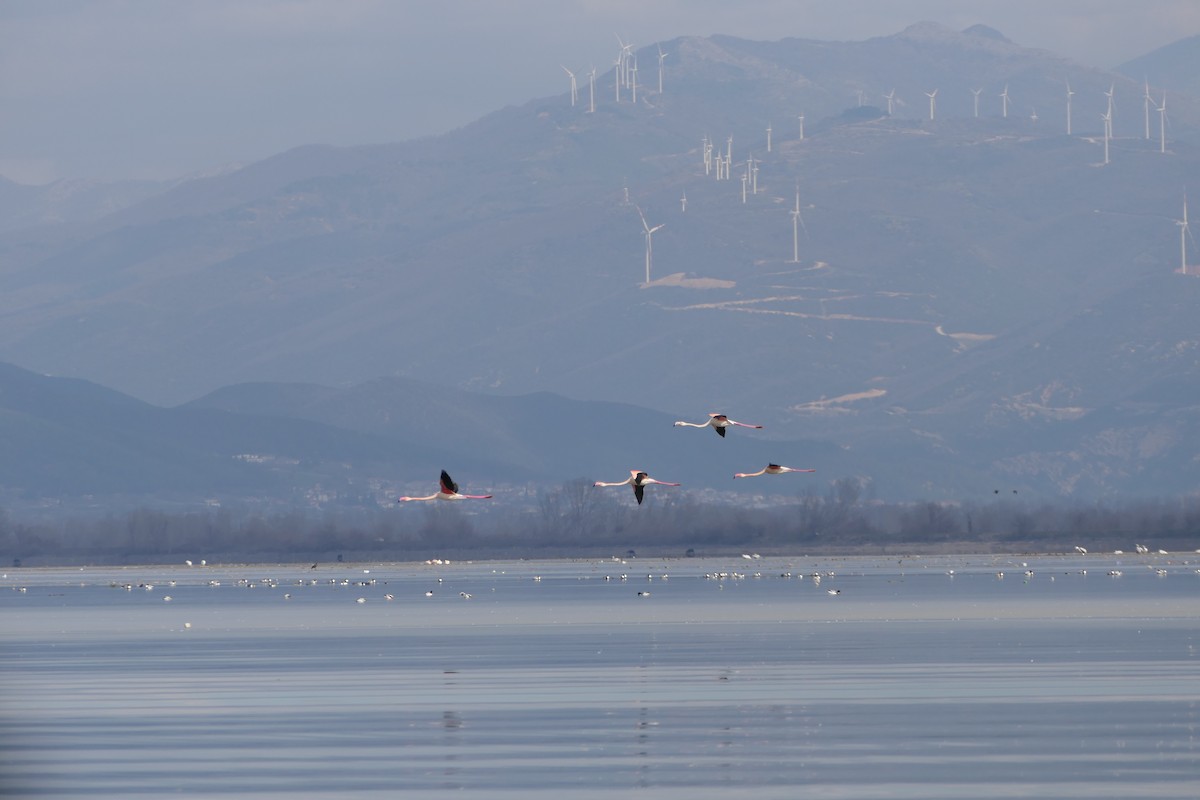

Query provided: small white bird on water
[398,470,493,502]
[734,464,816,479]
[673,413,762,438]
[593,470,681,505]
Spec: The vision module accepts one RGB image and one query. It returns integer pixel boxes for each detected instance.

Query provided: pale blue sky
[1,0,1196,183]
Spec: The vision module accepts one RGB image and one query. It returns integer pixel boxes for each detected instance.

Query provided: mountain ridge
[2,23,1199,505]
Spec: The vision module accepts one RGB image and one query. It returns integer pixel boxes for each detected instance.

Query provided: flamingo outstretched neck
[673,413,762,438]
[594,469,681,504]
[398,469,493,502]
[733,464,816,479]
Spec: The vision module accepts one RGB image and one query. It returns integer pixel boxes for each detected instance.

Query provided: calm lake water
[3,553,1198,798]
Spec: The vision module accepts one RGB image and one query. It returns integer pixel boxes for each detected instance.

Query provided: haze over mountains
[2,22,1199,513]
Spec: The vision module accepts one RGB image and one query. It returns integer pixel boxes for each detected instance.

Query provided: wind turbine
[1000,84,1011,118]
[1101,110,1111,164]
[656,43,668,94]
[885,89,895,115]
[680,191,687,213]
[587,67,596,113]
[925,89,937,121]
[1143,80,1153,139]
[1178,192,1191,274]
[1065,79,1074,134]
[971,88,981,118]
[636,206,664,284]
[615,35,633,89]
[798,113,805,140]
[1158,92,1168,153]
[1104,83,1115,133]
[790,185,808,264]
[766,123,772,152]
[561,66,578,107]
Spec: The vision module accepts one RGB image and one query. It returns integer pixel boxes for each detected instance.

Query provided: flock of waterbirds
[396,412,812,506]
[6,549,1196,613]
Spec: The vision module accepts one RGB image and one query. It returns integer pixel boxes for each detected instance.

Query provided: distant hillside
[187,377,851,496]
[0,362,502,513]
[2,23,1200,504]
[0,175,167,234]
[1118,34,1200,97]
[0,362,846,514]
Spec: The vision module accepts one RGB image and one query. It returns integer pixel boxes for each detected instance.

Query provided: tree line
[3,478,1199,565]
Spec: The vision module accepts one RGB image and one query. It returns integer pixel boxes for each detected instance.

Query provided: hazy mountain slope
[1117,34,1200,97]
[0,175,168,234]
[2,23,1199,501]
[0,362,509,509]
[0,359,849,513]
[187,377,853,495]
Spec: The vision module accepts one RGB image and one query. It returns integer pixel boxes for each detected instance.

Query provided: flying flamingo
[673,413,762,438]
[397,470,492,502]
[734,464,816,479]
[593,470,680,505]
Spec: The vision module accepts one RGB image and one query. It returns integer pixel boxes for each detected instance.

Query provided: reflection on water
[2,554,1198,798]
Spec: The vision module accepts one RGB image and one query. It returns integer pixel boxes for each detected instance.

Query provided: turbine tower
[925,89,937,121]
[971,87,981,118]
[561,66,578,107]
[1000,84,1011,118]
[1178,193,1191,274]
[1158,92,1168,153]
[656,43,667,94]
[1104,83,1115,133]
[790,185,807,264]
[1101,110,1112,165]
[766,123,772,152]
[615,35,633,91]
[588,67,596,113]
[636,206,664,284]
[1065,79,1074,135]
[1143,80,1152,140]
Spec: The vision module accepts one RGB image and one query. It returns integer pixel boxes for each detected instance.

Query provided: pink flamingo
[673,413,762,438]
[734,464,816,479]
[398,470,493,502]
[593,470,680,505]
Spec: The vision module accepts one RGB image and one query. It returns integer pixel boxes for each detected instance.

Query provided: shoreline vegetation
[4,479,1199,566]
